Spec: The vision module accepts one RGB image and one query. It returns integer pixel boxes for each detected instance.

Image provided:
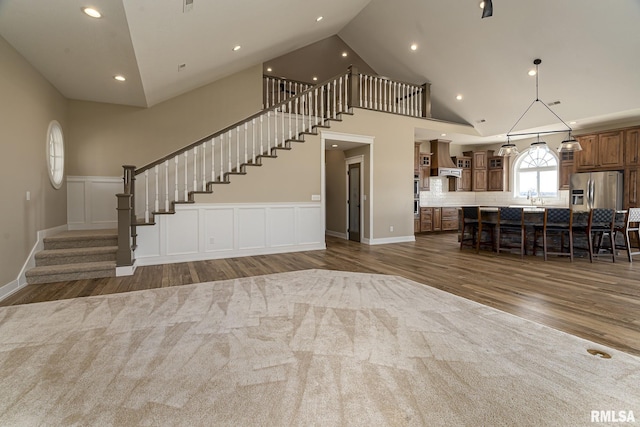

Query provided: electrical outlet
[389,225,394,232]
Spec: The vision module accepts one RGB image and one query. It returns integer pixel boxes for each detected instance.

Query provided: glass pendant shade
[529,139,549,155]
[497,142,519,157]
[558,137,583,153]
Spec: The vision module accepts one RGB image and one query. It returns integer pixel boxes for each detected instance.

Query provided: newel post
[116,165,137,267]
[421,82,432,118]
[348,66,359,109]
[116,192,133,266]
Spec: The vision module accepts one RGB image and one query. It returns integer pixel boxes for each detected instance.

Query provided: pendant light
[497,137,519,157]
[529,134,550,155]
[558,132,583,153]
[501,59,576,156]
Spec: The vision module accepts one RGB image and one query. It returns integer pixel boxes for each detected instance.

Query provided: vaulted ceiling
[1,0,639,145]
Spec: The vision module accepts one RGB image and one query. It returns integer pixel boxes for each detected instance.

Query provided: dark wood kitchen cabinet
[575,131,623,171]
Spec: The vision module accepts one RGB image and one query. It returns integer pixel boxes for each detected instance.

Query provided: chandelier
[499,59,582,156]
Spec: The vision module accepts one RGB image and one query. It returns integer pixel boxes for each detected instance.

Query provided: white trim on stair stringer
[0,224,68,302]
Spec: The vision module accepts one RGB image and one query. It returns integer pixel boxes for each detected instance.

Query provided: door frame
[320,130,374,243]
[346,155,364,242]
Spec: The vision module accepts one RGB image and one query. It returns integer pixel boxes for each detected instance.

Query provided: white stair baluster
[281,107,285,144]
[244,123,248,163]
[338,77,342,113]
[252,119,256,163]
[164,160,169,211]
[154,165,159,213]
[314,88,319,126]
[267,111,271,153]
[201,143,206,190]
[144,170,149,223]
[288,101,292,139]
[308,92,312,131]
[184,151,188,200]
[227,130,232,176]
[274,110,278,148]
[174,156,179,202]
[211,138,216,182]
[193,146,198,193]
[295,96,299,136]
[320,86,325,122]
[260,115,264,156]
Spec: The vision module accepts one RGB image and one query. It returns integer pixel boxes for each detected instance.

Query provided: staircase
[24,68,430,284]
[25,230,117,284]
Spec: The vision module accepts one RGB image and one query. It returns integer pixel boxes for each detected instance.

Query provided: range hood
[429,139,463,178]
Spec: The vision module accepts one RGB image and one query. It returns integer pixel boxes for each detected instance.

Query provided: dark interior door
[348,163,361,242]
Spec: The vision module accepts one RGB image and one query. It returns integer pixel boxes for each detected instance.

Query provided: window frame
[46,120,65,189]
[512,147,559,200]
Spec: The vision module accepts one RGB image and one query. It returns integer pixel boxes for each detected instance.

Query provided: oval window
[46,120,64,189]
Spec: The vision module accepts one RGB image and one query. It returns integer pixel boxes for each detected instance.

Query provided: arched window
[46,120,64,189]
[513,148,558,198]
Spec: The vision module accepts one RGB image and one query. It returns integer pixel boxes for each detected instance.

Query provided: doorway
[348,162,361,242]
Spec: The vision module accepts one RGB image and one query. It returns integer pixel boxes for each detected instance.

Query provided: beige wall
[325,150,347,234]
[66,65,264,177]
[0,36,68,285]
[196,138,321,203]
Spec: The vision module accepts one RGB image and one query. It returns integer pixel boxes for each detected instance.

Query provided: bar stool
[614,208,640,262]
[533,208,573,261]
[496,207,526,258]
[460,206,480,252]
[586,208,616,263]
[460,207,494,253]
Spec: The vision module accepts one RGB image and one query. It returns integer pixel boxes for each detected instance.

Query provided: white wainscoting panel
[135,202,325,266]
[269,207,296,247]
[238,208,267,250]
[166,209,199,256]
[67,176,121,230]
[204,209,235,252]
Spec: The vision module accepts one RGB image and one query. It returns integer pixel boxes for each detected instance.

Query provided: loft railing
[117,67,430,266]
[264,69,431,119]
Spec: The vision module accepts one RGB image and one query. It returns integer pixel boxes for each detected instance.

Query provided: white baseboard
[367,235,416,245]
[135,242,326,267]
[325,230,348,240]
[0,224,68,302]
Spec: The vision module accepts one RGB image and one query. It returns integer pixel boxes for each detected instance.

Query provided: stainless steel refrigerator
[570,171,623,212]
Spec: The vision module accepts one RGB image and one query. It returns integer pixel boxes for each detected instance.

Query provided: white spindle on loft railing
[252,119,256,163]
[154,165,159,213]
[332,80,337,119]
[308,92,312,131]
[281,106,285,143]
[320,86,325,123]
[273,110,278,148]
[314,88,319,126]
[287,102,292,139]
[338,77,343,114]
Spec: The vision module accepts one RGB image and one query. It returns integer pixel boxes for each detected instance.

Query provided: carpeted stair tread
[35,246,118,266]
[25,261,116,284]
[44,229,118,250]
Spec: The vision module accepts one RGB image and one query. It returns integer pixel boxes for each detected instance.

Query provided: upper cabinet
[575,131,624,171]
[625,128,640,167]
[464,150,494,192]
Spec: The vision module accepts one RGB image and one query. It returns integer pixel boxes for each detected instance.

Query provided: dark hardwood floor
[3,233,640,356]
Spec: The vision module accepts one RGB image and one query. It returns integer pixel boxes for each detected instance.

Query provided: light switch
[26,191,30,201]
[311,194,321,201]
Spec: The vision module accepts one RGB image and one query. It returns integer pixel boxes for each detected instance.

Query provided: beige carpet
[0,270,638,426]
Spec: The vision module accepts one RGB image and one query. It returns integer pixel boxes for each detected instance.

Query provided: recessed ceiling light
[114,75,126,82]
[479,1,485,9]
[232,45,241,51]
[569,121,577,125]
[528,69,537,76]
[410,44,418,51]
[313,77,318,81]
[456,94,463,101]
[341,52,348,57]
[82,7,102,18]
[441,133,447,137]
[316,16,323,22]
[331,144,338,148]
[266,67,272,72]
